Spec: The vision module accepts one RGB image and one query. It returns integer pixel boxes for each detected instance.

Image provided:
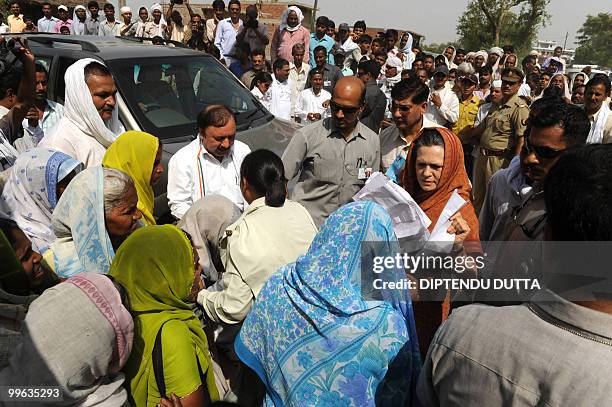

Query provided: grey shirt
[417,289,612,406]
[360,79,387,133]
[282,118,380,227]
[84,16,103,36]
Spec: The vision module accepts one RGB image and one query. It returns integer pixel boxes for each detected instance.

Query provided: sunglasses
[524,137,564,160]
[330,100,360,115]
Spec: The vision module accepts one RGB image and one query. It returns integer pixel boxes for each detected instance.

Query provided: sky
[314,0,612,48]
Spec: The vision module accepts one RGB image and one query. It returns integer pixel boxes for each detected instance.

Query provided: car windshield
[109,56,269,140]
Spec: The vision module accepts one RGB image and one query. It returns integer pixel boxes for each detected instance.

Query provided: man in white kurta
[425,65,459,127]
[268,60,294,121]
[167,105,251,220]
[39,59,124,167]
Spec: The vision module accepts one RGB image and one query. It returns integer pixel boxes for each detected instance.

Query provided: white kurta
[425,84,460,126]
[295,88,331,124]
[167,137,251,220]
[269,76,294,121]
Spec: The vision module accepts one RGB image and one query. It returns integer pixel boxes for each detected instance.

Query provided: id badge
[324,80,332,88]
[358,163,372,180]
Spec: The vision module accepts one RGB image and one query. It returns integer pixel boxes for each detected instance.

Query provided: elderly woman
[402,127,481,357]
[103,131,164,226]
[110,225,219,407]
[270,6,310,65]
[235,201,421,406]
[1,148,83,254]
[44,167,142,278]
[0,272,134,406]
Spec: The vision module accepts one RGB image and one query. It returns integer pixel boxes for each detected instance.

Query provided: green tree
[422,42,461,55]
[575,13,612,68]
[457,0,550,55]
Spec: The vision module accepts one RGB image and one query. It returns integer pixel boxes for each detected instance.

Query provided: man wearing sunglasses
[282,76,380,227]
[471,67,529,214]
[482,97,590,302]
[379,78,441,177]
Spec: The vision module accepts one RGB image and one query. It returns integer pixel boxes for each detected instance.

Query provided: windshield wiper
[235,105,267,129]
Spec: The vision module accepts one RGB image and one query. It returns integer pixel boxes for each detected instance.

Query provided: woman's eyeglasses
[525,137,564,160]
[330,100,360,115]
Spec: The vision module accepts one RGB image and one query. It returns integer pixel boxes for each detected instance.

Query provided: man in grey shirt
[282,76,380,227]
[418,144,612,406]
[306,45,344,94]
[84,1,104,35]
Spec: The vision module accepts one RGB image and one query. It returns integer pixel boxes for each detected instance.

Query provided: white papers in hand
[425,189,467,254]
[353,172,431,239]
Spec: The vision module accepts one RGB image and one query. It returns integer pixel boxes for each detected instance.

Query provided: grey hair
[457,62,475,75]
[292,42,306,54]
[103,167,135,215]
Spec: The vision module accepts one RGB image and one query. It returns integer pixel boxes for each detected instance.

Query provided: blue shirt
[214,18,243,59]
[37,16,58,33]
[309,33,335,68]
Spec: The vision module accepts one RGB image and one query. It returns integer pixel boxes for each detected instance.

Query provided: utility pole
[311,0,318,32]
[563,31,568,51]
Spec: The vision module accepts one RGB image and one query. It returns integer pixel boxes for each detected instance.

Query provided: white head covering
[489,47,504,57]
[446,45,458,69]
[571,72,589,90]
[135,6,150,37]
[400,32,415,70]
[544,73,572,100]
[280,6,304,32]
[71,5,90,35]
[587,103,611,144]
[150,3,167,37]
[386,55,402,69]
[63,58,122,148]
[492,79,502,89]
[120,6,132,14]
[474,50,488,66]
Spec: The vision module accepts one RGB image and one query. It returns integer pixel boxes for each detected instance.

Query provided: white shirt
[39,117,124,168]
[37,16,58,33]
[269,75,293,121]
[425,83,460,126]
[289,62,310,117]
[21,100,64,145]
[251,87,271,111]
[0,23,9,34]
[518,83,531,98]
[214,18,243,64]
[167,137,251,220]
[295,88,331,124]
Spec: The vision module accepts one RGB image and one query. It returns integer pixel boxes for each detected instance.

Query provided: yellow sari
[103,131,159,226]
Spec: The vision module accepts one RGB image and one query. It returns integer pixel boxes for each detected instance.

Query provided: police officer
[471,67,529,213]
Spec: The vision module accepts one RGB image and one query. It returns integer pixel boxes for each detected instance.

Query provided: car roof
[24,34,211,61]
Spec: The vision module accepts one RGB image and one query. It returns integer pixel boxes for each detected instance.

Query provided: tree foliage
[457,0,550,55]
[575,13,612,68]
[422,42,462,55]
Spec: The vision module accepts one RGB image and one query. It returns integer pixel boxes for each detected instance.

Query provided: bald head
[330,77,366,136]
[332,76,366,105]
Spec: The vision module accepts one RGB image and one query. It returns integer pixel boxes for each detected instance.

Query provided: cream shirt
[198,197,317,324]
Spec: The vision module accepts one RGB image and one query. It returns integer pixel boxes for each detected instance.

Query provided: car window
[55,57,77,105]
[35,57,52,72]
[109,56,269,140]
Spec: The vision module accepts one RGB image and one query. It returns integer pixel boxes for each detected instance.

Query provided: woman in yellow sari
[110,225,219,406]
[103,131,164,226]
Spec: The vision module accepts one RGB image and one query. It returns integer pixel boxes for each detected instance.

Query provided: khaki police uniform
[473,69,529,214]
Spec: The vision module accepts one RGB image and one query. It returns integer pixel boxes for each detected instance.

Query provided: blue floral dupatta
[235,201,421,406]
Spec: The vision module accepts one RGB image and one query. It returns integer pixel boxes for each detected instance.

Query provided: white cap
[386,56,402,69]
[492,80,502,89]
[58,5,68,11]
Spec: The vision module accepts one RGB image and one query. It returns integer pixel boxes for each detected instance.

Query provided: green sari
[109,225,219,406]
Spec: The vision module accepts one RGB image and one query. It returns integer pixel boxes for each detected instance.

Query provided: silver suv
[26,34,299,222]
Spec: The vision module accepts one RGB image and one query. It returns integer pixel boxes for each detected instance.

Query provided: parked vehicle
[25,34,300,221]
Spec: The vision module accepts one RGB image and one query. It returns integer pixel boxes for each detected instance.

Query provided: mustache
[101,105,114,112]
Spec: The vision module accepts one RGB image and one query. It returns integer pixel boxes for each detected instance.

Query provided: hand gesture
[447,213,470,253]
[158,394,183,407]
[26,107,39,126]
[431,93,442,108]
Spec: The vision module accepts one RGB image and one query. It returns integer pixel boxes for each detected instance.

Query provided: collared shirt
[305,63,343,94]
[85,16,103,35]
[241,69,263,90]
[289,62,310,117]
[143,21,168,39]
[379,116,441,172]
[205,17,220,44]
[98,20,123,36]
[37,16,59,33]
[167,137,251,220]
[417,289,612,406]
[251,87,271,111]
[214,18,243,61]
[360,79,387,133]
[474,86,490,101]
[479,93,529,151]
[197,197,317,324]
[452,94,481,136]
[282,118,381,227]
[271,25,310,66]
[21,100,65,146]
[309,33,335,68]
[295,88,331,124]
[54,19,73,34]
[269,76,294,121]
[425,84,460,127]
[587,104,612,144]
[7,15,26,33]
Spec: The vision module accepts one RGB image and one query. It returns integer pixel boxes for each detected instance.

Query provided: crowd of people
[1,0,612,406]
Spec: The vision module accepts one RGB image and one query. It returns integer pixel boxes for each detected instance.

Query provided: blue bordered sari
[235,201,421,406]
[0,148,83,254]
[49,166,115,278]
